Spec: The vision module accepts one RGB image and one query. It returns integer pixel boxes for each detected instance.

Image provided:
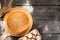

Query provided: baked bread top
[4,7,33,37]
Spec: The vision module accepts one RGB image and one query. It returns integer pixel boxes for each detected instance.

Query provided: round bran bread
[4,7,33,37]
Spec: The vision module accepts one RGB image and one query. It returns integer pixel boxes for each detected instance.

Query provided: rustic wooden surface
[11,0,60,6]
[0,0,60,40]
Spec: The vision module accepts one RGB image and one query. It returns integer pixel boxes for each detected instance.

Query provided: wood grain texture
[42,34,60,40]
[33,19,60,34]
[12,0,60,6]
[31,6,60,20]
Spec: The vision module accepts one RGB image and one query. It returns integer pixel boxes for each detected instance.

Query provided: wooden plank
[42,34,60,40]
[29,0,60,6]
[33,19,60,34]
[1,0,60,6]
[12,0,60,6]
[31,6,60,20]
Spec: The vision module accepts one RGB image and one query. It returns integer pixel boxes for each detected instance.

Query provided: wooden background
[0,0,60,40]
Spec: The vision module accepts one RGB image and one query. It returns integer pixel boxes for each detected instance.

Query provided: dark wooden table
[0,0,60,40]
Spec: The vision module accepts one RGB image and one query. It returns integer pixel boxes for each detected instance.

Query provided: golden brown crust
[4,7,33,37]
